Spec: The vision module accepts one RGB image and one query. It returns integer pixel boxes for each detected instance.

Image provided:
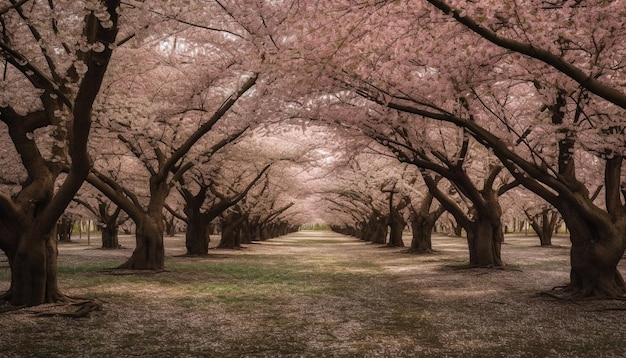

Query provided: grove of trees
[1,0,624,311]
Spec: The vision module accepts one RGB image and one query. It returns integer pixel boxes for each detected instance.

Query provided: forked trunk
[118,216,164,270]
[218,212,245,249]
[527,209,560,246]
[56,217,74,242]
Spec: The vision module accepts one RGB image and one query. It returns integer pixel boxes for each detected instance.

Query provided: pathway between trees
[1,231,625,357]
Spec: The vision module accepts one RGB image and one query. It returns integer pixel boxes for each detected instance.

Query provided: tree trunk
[558,205,626,297]
[101,222,120,249]
[185,215,210,255]
[218,212,245,249]
[165,215,177,237]
[409,215,436,254]
[369,215,388,244]
[387,211,406,247]
[408,194,444,254]
[218,223,241,249]
[527,209,560,246]
[7,227,64,306]
[465,218,504,267]
[56,217,74,242]
[117,215,164,270]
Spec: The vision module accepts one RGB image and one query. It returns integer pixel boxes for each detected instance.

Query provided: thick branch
[157,74,257,183]
[426,0,626,110]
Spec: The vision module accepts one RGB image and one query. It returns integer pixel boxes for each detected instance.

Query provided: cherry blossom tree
[0,0,121,307]
[72,187,129,249]
[176,156,271,255]
[293,0,625,297]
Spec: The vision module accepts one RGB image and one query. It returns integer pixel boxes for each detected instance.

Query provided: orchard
[0,0,625,355]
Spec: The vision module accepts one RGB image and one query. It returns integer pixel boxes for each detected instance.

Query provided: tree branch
[426,0,626,110]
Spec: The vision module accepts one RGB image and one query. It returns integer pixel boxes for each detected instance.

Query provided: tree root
[30,300,103,318]
[2,298,103,318]
[447,263,522,272]
[539,285,626,303]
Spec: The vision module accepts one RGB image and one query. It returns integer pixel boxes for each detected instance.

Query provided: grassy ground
[0,231,625,357]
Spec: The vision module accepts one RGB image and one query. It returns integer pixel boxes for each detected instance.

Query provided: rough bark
[526,208,560,246]
[185,214,210,255]
[555,198,626,298]
[408,194,445,254]
[218,212,245,249]
[117,215,164,270]
[0,1,120,308]
[465,218,504,267]
[387,191,407,247]
[101,222,120,249]
[5,225,65,306]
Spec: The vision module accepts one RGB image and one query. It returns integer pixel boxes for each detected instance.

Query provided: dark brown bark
[218,211,245,249]
[164,212,178,237]
[185,215,210,255]
[6,225,64,306]
[101,225,120,249]
[465,218,504,267]
[557,202,626,297]
[367,213,388,244]
[117,215,164,270]
[56,217,75,242]
[0,1,120,307]
[380,88,625,297]
[409,194,445,254]
[388,216,405,247]
[526,208,560,246]
[387,190,407,247]
[180,165,269,255]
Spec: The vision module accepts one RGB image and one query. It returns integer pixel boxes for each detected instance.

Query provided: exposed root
[27,301,102,318]
[28,300,103,318]
[447,263,521,272]
[539,291,577,302]
[540,284,626,303]
[1,298,103,318]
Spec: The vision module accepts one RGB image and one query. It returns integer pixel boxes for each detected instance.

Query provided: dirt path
[1,231,625,357]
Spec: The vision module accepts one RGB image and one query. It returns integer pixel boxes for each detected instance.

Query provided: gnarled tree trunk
[118,215,164,270]
[408,193,445,254]
[557,203,625,297]
[6,226,64,306]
